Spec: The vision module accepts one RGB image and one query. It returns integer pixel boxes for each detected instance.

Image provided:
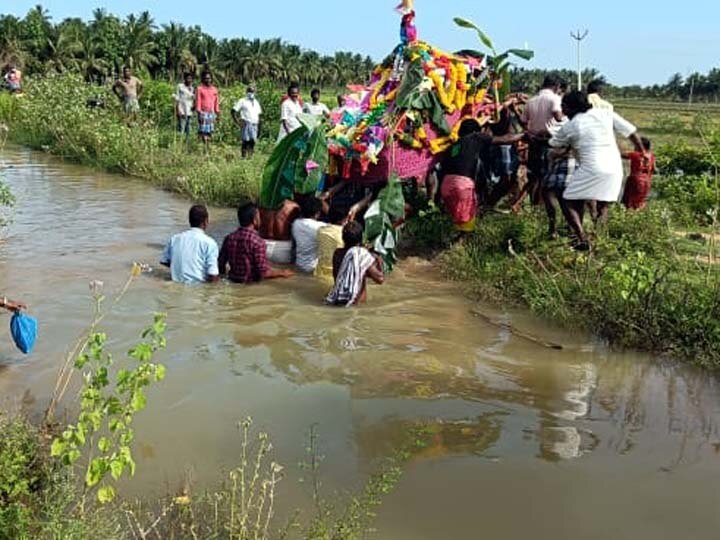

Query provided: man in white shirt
[587,79,614,111]
[277,83,303,142]
[303,89,330,118]
[174,72,195,137]
[518,76,565,206]
[232,84,263,158]
[292,197,326,273]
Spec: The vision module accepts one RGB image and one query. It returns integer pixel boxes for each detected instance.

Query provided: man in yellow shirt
[314,207,346,281]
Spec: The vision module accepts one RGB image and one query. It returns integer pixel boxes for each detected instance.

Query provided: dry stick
[471,309,563,350]
[45,269,139,424]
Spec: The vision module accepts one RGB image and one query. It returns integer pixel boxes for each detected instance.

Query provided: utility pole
[571,29,589,90]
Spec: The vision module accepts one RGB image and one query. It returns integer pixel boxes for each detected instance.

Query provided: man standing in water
[113,66,143,117]
[160,205,220,284]
[277,83,303,142]
[196,71,220,151]
[232,84,263,158]
[174,72,195,138]
[218,201,294,283]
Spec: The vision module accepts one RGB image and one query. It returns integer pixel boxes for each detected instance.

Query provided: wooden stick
[471,309,564,350]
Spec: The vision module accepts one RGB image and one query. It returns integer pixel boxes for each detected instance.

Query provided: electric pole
[571,29,589,90]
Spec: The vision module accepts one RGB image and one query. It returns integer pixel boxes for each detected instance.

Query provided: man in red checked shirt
[218,202,294,284]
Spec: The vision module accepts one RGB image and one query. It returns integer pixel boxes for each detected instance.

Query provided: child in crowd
[542,146,576,239]
[325,221,384,306]
[622,137,656,210]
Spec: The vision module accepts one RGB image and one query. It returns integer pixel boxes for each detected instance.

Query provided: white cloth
[588,93,614,111]
[277,98,303,141]
[174,83,195,117]
[325,247,376,307]
[550,108,637,202]
[522,88,563,136]
[233,96,263,123]
[291,218,325,273]
[303,102,330,116]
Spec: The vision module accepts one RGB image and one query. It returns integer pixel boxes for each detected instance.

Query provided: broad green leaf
[86,458,105,487]
[131,389,147,412]
[98,437,111,454]
[453,17,494,51]
[51,439,66,457]
[110,459,124,481]
[507,48,535,61]
[295,128,328,195]
[155,364,167,382]
[97,485,116,504]
[259,126,309,209]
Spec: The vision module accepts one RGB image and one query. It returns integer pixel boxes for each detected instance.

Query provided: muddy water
[1,145,720,539]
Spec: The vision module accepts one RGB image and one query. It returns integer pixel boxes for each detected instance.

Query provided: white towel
[325,247,376,307]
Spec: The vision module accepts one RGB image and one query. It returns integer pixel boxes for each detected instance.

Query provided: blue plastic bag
[10,312,38,355]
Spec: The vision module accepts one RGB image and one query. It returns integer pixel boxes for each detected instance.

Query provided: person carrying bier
[160,205,220,284]
[326,221,384,306]
[549,91,647,251]
[291,197,326,274]
[515,76,565,209]
[218,201,294,284]
[439,119,524,232]
[315,207,347,281]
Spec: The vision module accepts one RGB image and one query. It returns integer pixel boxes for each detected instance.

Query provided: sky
[5,0,720,86]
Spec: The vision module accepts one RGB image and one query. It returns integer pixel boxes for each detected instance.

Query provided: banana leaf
[294,127,329,195]
[363,175,406,272]
[379,174,406,218]
[395,59,426,108]
[259,126,308,209]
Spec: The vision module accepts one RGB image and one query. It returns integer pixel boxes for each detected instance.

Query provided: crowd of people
[160,199,384,307]
[110,67,334,155]
[434,76,656,251]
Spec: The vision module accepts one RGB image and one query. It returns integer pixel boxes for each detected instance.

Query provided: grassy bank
[438,207,720,368]
[0,74,276,207]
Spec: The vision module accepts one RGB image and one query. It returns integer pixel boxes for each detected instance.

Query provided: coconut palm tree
[158,22,196,80]
[42,25,81,73]
[0,15,27,69]
[121,12,158,72]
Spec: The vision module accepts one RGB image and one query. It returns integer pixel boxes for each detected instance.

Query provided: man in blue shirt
[160,205,220,284]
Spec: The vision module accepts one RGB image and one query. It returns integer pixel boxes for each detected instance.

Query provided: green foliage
[443,208,720,368]
[655,173,719,226]
[453,16,533,104]
[51,314,167,505]
[0,73,264,206]
[259,125,308,209]
[0,415,43,535]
